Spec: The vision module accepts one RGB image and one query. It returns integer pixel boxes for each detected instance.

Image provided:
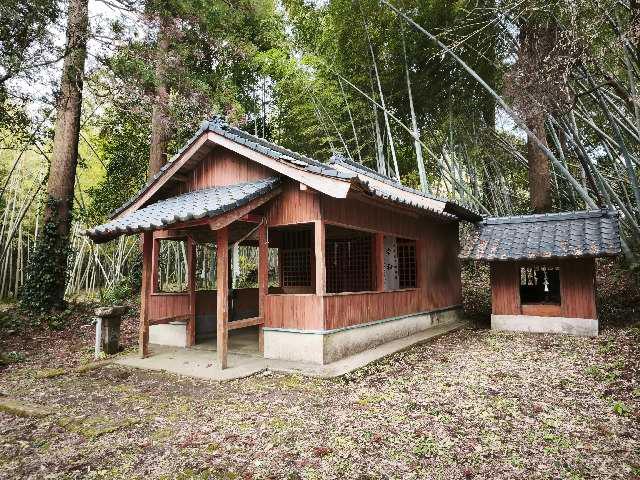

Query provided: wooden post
[139,232,153,358]
[216,226,229,369]
[187,236,196,347]
[375,232,385,292]
[258,221,268,353]
[315,220,325,295]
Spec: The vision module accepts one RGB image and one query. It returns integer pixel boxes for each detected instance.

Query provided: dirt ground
[0,313,638,479]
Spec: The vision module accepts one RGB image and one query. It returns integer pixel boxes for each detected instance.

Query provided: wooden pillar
[258,221,268,353]
[216,226,229,369]
[315,220,325,295]
[374,232,385,292]
[139,232,153,358]
[186,236,196,347]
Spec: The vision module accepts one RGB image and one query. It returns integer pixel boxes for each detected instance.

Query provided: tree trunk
[147,15,172,179]
[38,0,88,309]
[519,20,556,213]
[527,111,552,212]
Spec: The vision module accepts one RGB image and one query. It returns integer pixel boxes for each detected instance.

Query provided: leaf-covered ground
[0,320,638,479]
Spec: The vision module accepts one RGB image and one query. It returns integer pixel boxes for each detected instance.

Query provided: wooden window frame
[152,236,190,295]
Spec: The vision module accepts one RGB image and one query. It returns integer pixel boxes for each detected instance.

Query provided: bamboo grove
[0,0,639,305]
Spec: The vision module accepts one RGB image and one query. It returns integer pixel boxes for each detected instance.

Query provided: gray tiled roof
[459,209,621,261]
[109,117,481,223]
[87,178,280,243]
[111,117,354,218]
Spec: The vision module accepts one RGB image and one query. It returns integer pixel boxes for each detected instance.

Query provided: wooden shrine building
[460,210,621,336]
[86,117,481,368]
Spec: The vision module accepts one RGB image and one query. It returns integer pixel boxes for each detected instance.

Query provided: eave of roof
[87,178,281,243]
[328,154,482,222]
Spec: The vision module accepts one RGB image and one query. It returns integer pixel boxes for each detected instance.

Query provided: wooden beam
[315,220,325,295]
[151,239,160,293]
[258,221,268,353]
[240,213,262,223]
[187,237,196,347]
[228,316,264,330]
[153,230,188,240]
[149,314,191,326]
[216,226,229,369]
[208,189,280,231]
[139,232,153,358]
[375,232,385,292]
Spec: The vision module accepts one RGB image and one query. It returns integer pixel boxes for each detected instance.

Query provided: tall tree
[147,12,173,178]
[22,0,89,311]
[518,19,558,213]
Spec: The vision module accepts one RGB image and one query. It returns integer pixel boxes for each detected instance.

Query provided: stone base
[263,306,463,365]
[491,314,598,337]
[149,322,188,347]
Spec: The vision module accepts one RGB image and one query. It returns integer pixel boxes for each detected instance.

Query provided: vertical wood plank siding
[560,258,597,319]
[148,294,191,320]
[490,263,521,315]
[265,181,321,226]
[187,147,271,191]
[319,197,462,330]
[490,258,597,319]
[264,295,324,330]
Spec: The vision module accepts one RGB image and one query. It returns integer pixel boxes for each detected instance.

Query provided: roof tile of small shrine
[87,177,280,242]
[459,209,621,261]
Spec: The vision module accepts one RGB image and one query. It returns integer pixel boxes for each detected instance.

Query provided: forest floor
[0,313,639,479]
[0,260,638,479]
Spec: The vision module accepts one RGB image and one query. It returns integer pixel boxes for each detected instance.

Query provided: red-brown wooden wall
[320,195,461,330]
[150,144,464,333]
[187,147,272,191]
[490,258,597,319]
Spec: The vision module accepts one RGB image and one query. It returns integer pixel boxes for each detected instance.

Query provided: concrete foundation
[263,306,463,365]
[149,322,188,347]
[491,314,598,337]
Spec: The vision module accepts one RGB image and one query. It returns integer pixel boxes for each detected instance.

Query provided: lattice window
[156,239,188,293]
[520,264,560,304]
[397,239,417,289]
[326,235,373,293]
[281,229,312,287]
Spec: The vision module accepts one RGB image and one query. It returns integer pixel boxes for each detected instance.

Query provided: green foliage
[100,280,133,307]
[20,219,73,313]
[413,435,441,457]
[0,350,25,366]
[612,401,630,416]
[83,108,150,224]
[45,311,71,331]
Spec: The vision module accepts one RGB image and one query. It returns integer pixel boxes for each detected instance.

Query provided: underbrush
[0,297,139,371]
[597,258,640,329]
[461,261,491,327]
